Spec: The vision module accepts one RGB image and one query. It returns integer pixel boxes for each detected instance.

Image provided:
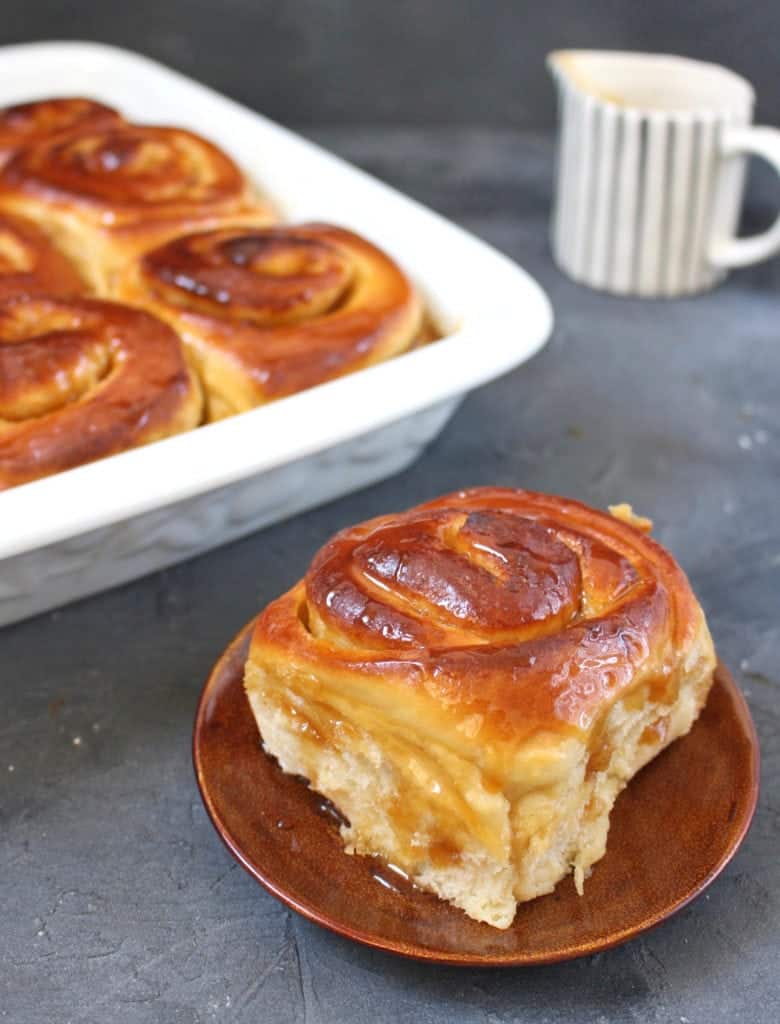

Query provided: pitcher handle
[709,125,780,268]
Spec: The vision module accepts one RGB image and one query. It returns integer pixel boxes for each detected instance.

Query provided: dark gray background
[1,0,780,128]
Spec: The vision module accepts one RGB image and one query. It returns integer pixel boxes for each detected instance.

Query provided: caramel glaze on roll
[0,211,87,300]
[244,487,716,928]
[0,97,123,166]
[115,223,424,420]
[0,297,203,489]
[0,122,275,292]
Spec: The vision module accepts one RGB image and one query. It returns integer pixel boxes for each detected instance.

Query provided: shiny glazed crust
[0,211,88,301]
[114,223,424,419]
[0,97,124,166]
[245,487,717,927]
[0,122,276,291]
[0,296,203,488]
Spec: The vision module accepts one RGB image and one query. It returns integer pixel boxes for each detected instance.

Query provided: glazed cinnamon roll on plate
[242,488,717,929]
[115,223,426,419]
[0,296,202,489]
[0,121,275,291]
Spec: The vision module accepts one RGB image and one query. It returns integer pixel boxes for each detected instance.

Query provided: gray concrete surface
[1,129,778,1023]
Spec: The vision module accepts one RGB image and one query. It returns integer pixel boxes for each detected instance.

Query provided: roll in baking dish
[0,119,275,291]
[244,487,716,928]
[114,223,424,419]
[0,96,439,484]
[0,296,202,488]
[0,97,124,166]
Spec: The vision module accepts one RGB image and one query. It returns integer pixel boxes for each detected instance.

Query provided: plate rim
[192,617,761,967]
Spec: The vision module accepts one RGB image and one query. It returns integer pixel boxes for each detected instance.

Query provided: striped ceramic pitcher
[548,51,780,296]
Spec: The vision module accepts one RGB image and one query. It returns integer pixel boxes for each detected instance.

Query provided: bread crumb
[608,503,653,533]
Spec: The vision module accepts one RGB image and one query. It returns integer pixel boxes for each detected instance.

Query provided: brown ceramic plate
[193,619,760,966]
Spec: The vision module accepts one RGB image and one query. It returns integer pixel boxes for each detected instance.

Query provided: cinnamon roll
[244,487,716,928]
[115,223,424,419]
[0,211,87,300]
[0,297,202,489]
[0,122,274,291]
[0,97,123,166]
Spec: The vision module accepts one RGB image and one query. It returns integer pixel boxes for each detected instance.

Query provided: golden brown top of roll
[252,487,707,747]
[0,296,202,489]
[0,97,123,165]
[0,122,259,228]
[0,211,86,301]
[115,223,423,412]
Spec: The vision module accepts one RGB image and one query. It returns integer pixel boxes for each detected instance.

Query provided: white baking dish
[0,41,553,627]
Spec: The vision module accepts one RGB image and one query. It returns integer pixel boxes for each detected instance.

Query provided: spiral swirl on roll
[0,122,253,217]
[0,211,87,301]
[115,223,424,418]
[0,296,202,489]
[256,487,709,739]
[0,97,123,165]
[0,123,274,290]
